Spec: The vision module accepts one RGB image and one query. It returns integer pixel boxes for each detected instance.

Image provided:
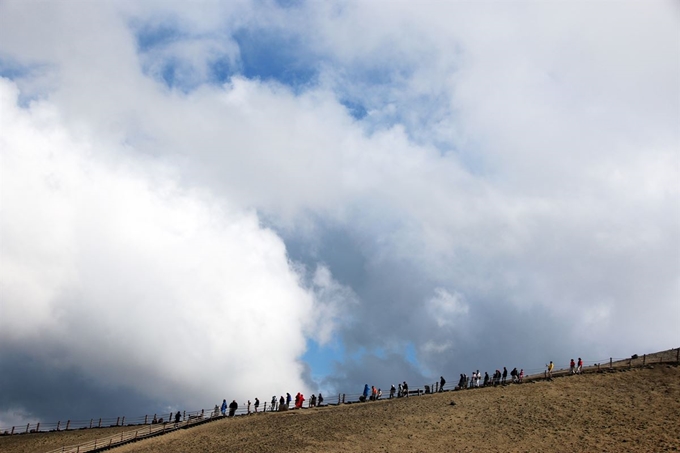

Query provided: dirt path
[2,365,678,453]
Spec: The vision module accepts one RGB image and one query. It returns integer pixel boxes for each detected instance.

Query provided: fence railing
[41,409,217,453]
[3,347,678,443]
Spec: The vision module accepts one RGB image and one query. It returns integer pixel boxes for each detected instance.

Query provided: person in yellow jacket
[547,361,554,380]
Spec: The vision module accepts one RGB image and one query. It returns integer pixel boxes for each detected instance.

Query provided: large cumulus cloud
[1,0,678,426]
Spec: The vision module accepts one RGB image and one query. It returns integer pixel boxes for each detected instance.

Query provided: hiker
[174,411,181,424]
[310,394,316,407]
[547,361,554,380]
[229,400,238,417]
[398,383,403,397]
[152,414,158,424]
[519,369,524,383]
[363,384,370,402]
[502,367,508,385]
[483,372,490,387]
[440,376,446,391]
[378,388,382,399]
[476,371,481,388]
[221,399,227,416]
[403,381,409,397]
[511,367,518,383]
[570,359,576,375]
[318,393,324,406]
[247,400,251,415]
[297,393,305,408]
[213,404,219,417]
[577,358,583,374]
[279,396,285,410]
[390,384,396,398]
[286,393,292,407]
[271,396,277,411]
[254,398,260,413]
[371,386,377,401]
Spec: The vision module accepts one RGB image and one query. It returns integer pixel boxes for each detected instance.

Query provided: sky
[0,0,678,427]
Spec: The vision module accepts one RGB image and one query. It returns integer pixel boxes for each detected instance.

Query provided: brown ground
[3,364,679,453]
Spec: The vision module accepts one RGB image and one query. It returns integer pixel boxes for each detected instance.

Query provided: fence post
[36,423,40,432]
[89,419,93,429]
[26,423,29,434]
[643,354,646,365]
[183,411,185,421]
[168,412,172,422]
[263,402,267,412]
[56,421,60,431]
[342,394,346,404]
[66,420,70,430]
[98,418,102,428]
[609,358,612,369]
[144,415,148,424]
[121,416,125,426]
[337,394,341,405]
[11,426,15,435]
[116,417,120,427]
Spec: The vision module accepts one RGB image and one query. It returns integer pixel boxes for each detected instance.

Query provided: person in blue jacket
[363,384,370,402]
[220,399,227,416]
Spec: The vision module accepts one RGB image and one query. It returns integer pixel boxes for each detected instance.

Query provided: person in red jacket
[577,358,583,374]
[570,359,576,374]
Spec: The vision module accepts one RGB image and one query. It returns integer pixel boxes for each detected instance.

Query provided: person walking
[363,384,370,402]
[220,399,227,416]
[577,358,583,374]
[254,398,260,413]
[228,400,238,417]
[440,376,446,392]
[570,359,576,375]
[547,361,554,380]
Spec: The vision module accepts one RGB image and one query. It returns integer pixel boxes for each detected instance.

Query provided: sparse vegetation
[2,358,679,453]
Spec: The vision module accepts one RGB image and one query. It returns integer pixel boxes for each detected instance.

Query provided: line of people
[456,366,524,389]
[218,392,326,417]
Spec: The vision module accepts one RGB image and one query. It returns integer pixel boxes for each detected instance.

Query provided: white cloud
[0,78,318,408]
[427,288,469,329]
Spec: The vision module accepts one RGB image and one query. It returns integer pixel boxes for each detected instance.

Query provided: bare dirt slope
[2,365,679,453]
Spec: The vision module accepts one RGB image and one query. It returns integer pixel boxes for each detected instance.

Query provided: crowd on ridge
[209,357,587,419]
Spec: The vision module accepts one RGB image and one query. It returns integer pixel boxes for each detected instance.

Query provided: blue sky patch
[134,20,185,52]
[0,57,31,80]
[303,338,344,380]
[232,28,318,91]
[340,99,368,120]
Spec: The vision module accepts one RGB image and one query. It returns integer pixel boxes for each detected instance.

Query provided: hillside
[3,364,678,453]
